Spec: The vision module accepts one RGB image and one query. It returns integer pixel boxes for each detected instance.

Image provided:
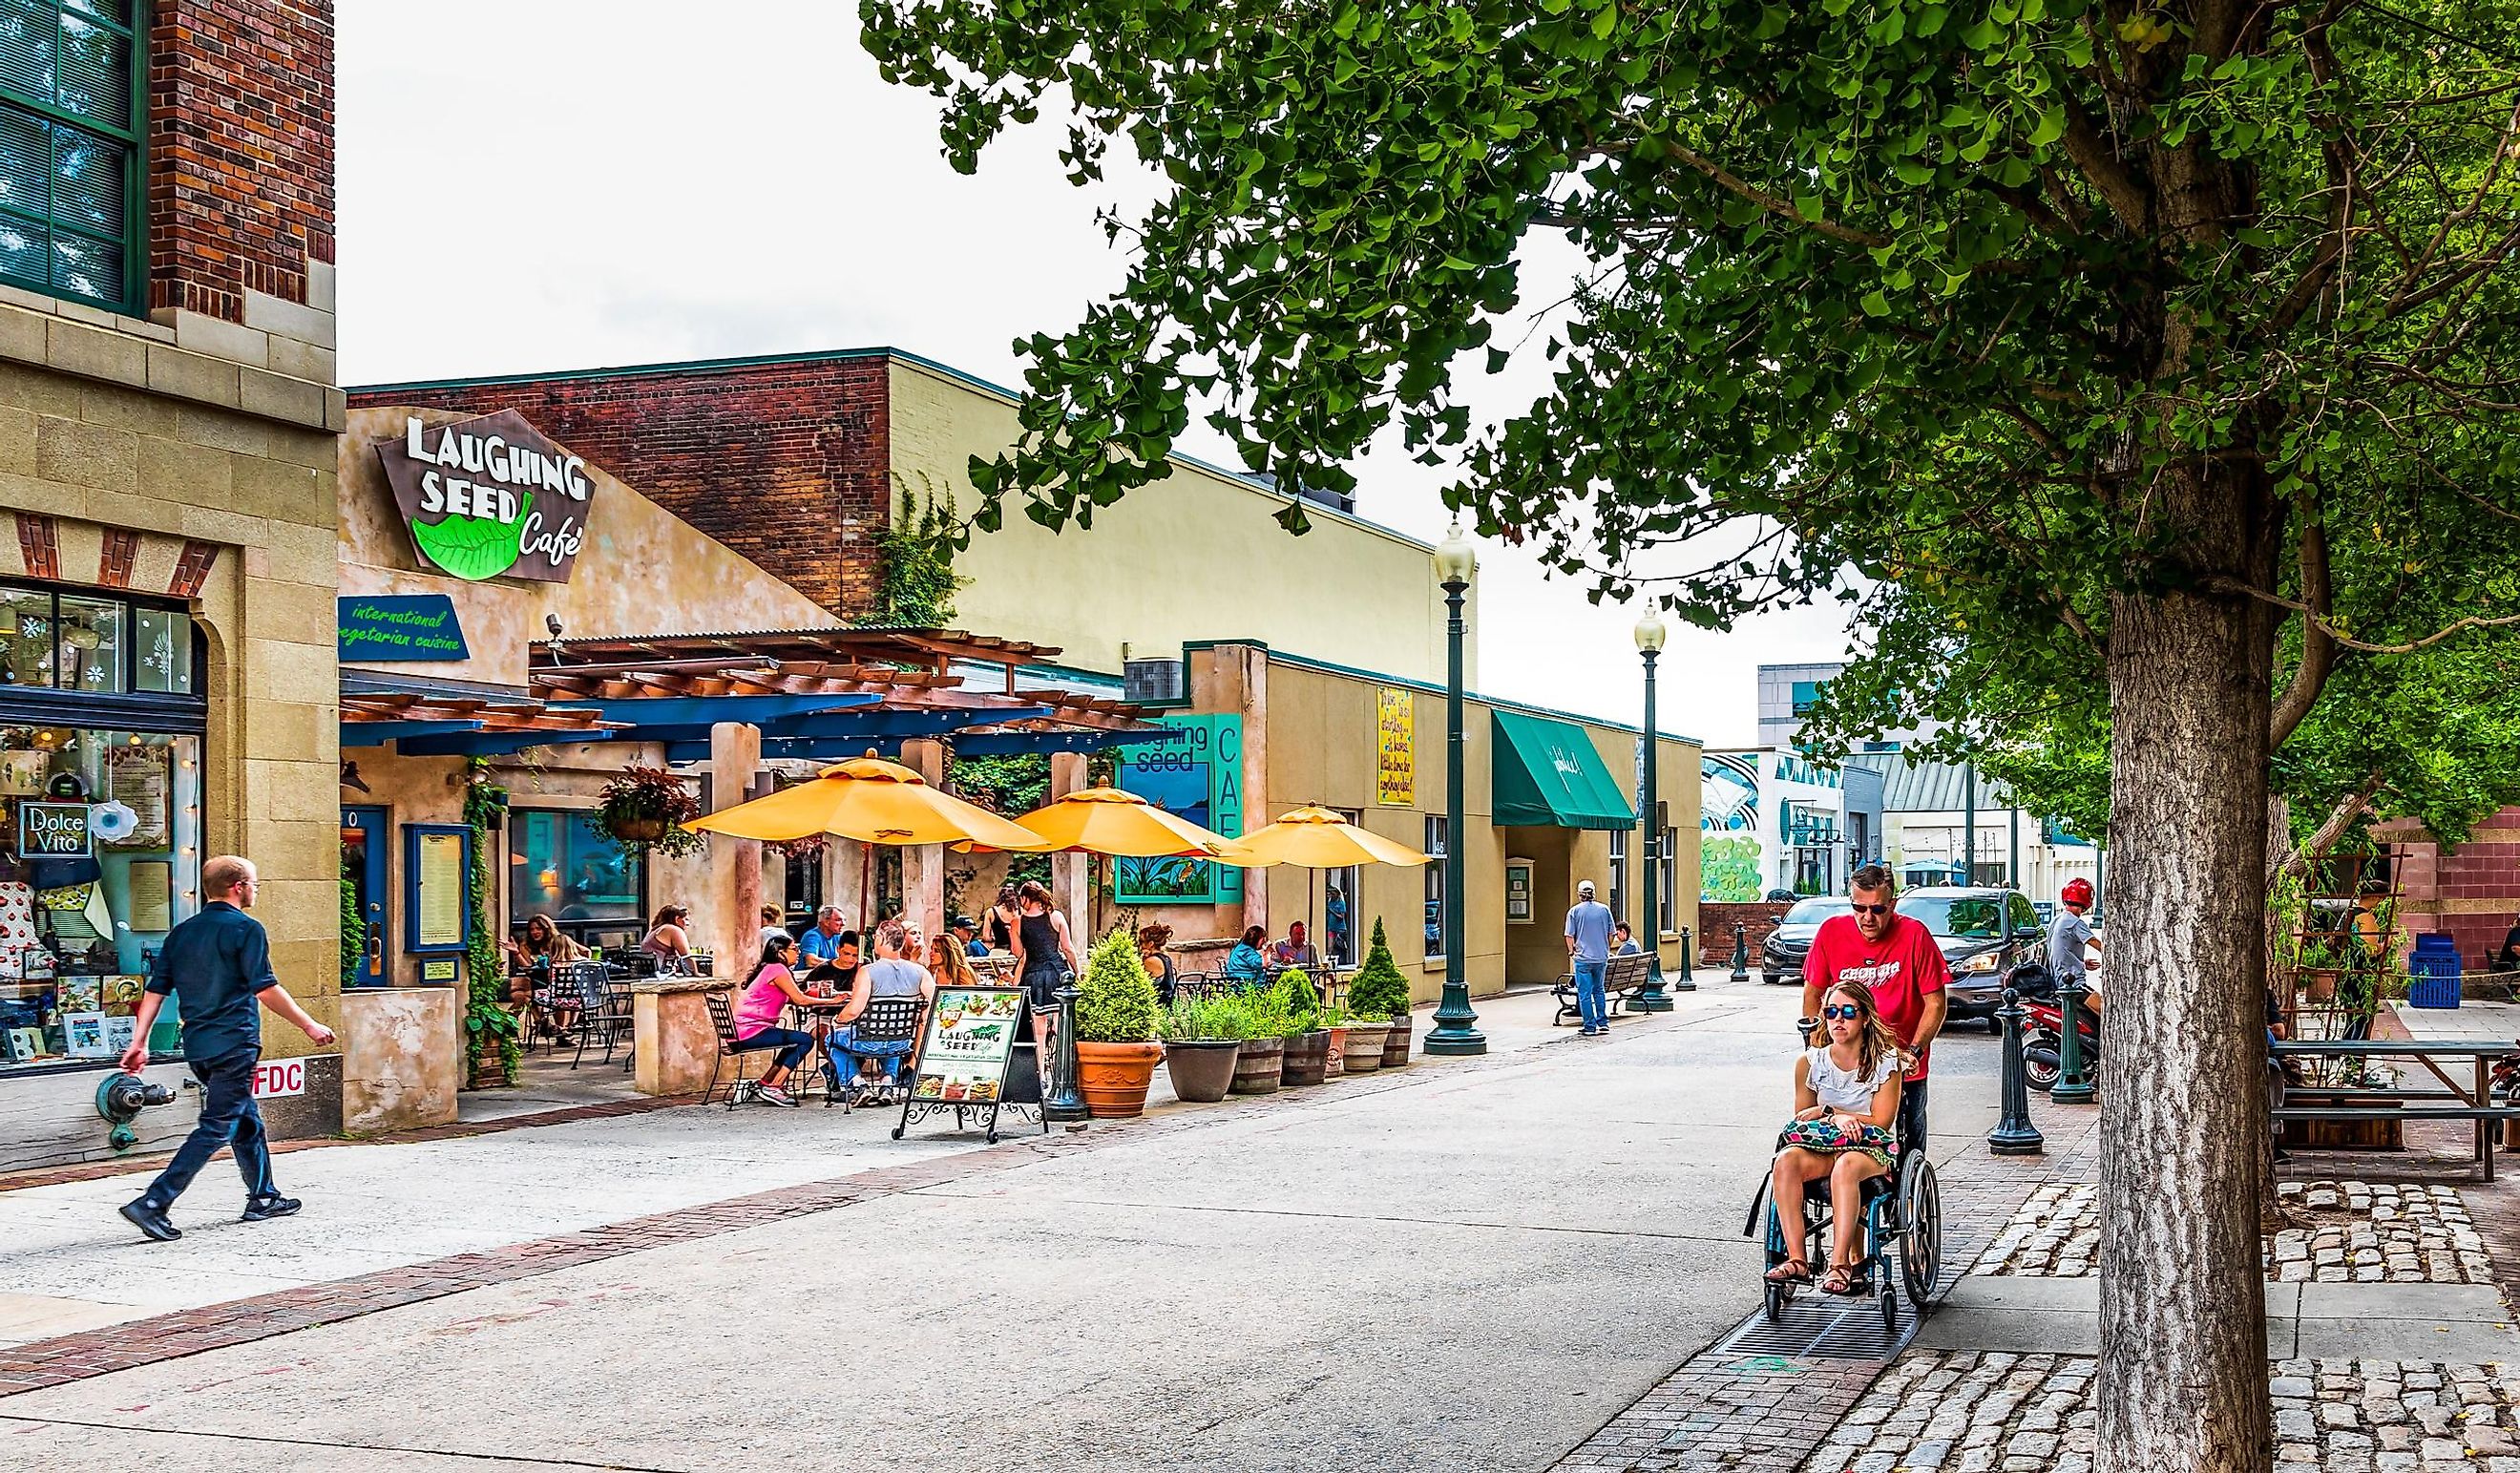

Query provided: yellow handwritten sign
[1376,687,1415,807]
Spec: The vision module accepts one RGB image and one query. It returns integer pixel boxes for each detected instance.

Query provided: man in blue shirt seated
[116,855,336,1242]
[950,915,989,957]
[797,906,852,965]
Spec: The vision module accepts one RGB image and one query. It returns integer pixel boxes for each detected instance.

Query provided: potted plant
[1348,918,1415,1066]
[463,999,518,1089]
[594,767,707,857]
[1342,1010,1392,1073]
[1273,971,1332,1085]
[2298,938,2346,1002]
[1323,1002,1351,1078]
[1073,928,1165,1118]
[1161,993,1245,1103]
[1230,991,1288,1095]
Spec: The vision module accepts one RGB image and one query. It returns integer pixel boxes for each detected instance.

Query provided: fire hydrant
[94,1072,175,1151]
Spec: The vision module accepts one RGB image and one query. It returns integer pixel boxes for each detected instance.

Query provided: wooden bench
[2272,1040,2520,1181]
[1552,952,1657,1026]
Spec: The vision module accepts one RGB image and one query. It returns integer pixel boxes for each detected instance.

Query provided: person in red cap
[2048,876,2103,1010]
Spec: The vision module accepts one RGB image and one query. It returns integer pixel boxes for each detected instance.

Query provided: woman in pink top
[728,935,848,1107]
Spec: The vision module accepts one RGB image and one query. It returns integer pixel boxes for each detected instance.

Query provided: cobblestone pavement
[1810,1352,2520,1473]
[1970,1180,2491,1285]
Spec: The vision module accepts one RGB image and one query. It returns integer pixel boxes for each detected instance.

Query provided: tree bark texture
[2100,507,2278,1469]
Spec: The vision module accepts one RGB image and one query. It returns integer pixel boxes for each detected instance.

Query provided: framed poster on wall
[404,824,472,955]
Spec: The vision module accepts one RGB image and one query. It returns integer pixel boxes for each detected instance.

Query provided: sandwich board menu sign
[897,986,1038,1141]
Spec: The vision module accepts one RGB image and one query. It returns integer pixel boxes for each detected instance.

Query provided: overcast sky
[335,2,1853,747]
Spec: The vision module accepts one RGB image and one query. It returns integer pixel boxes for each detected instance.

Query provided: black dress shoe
[241,1194,302,1222]
[120,1199,180,1241]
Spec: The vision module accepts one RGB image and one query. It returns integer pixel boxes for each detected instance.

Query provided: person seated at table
[1612,922,1643,957]
[729,935,850,1107]
[829,920,936,1101]
[755,905,788,953]
[640,905,695,975]
[1138,924,1179,1008]
[1270,921,1321,972]
[1766,980,1904,1295]
[2495,913,2520,974]
[1225,926,1270,986]
[505,915,581,1042]
[926,931,978,992]
[951,915,989,958]
[803,929,860,994]
[798,906,851,966]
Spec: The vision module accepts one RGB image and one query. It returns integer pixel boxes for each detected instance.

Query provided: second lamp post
[1423,524,1486,1056]
[1628,608,1680,1007]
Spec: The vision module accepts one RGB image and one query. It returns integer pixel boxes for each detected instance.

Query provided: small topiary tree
[1075,926,1161,1043]
[1266,968,1321,1036]
[1345,918,1411,1021]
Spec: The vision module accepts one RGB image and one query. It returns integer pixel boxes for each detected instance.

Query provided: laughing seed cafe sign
[375,410,596,583]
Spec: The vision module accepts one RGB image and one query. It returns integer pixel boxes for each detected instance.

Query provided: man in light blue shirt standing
[1565,879,1618,1036]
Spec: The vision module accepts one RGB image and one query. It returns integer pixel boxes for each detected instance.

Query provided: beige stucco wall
[336,406,835,684]
[886,358,1473,685]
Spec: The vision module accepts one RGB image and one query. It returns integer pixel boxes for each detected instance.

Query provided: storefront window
[0,584,191,693]
[510,810,644,942]
[57,594,123,693]
[133,605,190,693]
[1422,815,1447,956]
[0,587,54,686]
[0,727,201,1073]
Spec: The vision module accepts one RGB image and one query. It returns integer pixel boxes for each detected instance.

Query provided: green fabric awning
[1491,709,1636,830]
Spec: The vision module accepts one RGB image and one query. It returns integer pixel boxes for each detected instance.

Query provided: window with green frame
[0,0,141,313]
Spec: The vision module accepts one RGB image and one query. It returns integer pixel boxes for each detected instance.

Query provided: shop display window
[0,726,201,1073]
[0,585,192,695]
[510,810,645,942]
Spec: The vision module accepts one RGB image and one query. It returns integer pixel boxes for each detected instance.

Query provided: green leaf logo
[410,507,526,581]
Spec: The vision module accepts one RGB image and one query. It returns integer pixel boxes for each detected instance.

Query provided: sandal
[1819,1264,1857,1295]
[1764,1259,1810,1285]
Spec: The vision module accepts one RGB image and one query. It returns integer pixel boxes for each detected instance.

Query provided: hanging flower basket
[594,768,707,858]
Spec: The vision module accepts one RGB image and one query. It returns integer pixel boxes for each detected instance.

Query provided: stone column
[901,737,949,935]
[706,722,762,966]
[1048,750,1090,930]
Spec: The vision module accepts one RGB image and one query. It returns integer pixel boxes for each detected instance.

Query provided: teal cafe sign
[375,409,597,583]
[1113,714,1245,905]
[338,596,470,663]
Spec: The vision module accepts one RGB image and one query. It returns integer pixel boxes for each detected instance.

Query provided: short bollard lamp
[2053,972,2096,1105]
[1424,523,1487,1056]
[1042,976,1089,1126]
[1729,923,1751,987]
[1627,608,1674,1011]
[1990,987,2047,1156]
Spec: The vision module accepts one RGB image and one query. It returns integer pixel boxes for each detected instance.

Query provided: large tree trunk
[2101,530,2278,1467]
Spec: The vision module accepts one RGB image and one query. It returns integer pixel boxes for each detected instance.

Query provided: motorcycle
[2022,991,2099,1092]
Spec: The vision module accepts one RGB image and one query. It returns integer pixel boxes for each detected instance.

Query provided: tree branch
[1661,140,1892,247]
[2269,515,2334,746]
[2211,577,2520,653]
[2271,768,2386,883]
[2057,103,2151,231]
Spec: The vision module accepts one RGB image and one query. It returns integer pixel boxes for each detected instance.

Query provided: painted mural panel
[1700,751,1763,902]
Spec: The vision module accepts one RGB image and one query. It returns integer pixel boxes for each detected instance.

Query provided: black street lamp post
[1424,525,1486,1056]
[1628,609,1676,1009]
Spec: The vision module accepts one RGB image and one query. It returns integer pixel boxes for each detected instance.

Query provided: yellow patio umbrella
[1218,806,1431,869]
[683,754,1054,851]
[983,785,1246,858]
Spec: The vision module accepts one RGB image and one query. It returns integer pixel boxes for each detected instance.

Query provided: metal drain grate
[1712,1291,1912,1361]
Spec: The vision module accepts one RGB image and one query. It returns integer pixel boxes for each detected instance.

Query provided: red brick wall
[1697,900,1793,968]
[351,358,892,620]
[148,0,336,320]
[2376,813,2520,967]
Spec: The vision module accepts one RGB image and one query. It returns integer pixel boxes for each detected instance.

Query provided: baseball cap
[1577,880,1595,895]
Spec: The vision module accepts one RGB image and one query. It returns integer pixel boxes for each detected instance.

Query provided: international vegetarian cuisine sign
[911,987,1025,1104]
[374,410,598,583]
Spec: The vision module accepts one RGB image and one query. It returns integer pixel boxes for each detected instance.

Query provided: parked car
[1897,886,2049,1029]
[1762,896,1855,987]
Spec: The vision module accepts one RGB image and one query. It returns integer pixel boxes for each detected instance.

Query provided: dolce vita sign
[374,410,597,582]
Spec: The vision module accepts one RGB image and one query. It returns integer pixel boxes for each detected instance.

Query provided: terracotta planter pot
[1380,1013,1413,1068]
[2302,969,2342,1002]
[611,816,666,842]
[1342,1021,1391,1072]
[1230,1036,1286,1095]
[1074,1040,1166,1119]
[1324,1025,1349,1078]
[1163,1039,1241,1103]
[1281,1030,1331,1085]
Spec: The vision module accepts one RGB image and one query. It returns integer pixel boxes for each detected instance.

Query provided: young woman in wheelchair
[1766,979,1904,1295]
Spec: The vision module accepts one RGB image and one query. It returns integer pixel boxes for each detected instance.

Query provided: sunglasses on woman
[1820,1004,1864,1021]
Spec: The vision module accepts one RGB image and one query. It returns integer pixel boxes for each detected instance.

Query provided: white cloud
[338,1,1851,744]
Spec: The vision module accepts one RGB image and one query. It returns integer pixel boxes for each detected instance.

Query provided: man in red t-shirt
[1800,865,1950,1150]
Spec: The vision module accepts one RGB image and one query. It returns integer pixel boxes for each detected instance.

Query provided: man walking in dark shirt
[116,855,335,1242]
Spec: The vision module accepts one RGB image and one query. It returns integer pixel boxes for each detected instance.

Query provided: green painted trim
[1176,640,1705,748]
[0,0,148,317]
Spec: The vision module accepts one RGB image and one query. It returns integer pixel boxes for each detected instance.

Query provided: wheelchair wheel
[1898,1156,1942,1316]
[1878,1281,1898,1336]
[1765,1278,1788,1323]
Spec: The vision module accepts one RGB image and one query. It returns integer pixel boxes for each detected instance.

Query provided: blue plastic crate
[2408,974,2463,1009]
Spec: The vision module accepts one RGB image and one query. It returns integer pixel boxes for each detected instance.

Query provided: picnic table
[2272,1039,2520,1181]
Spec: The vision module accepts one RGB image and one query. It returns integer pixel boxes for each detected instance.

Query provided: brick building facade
[2378,808,2520,971]
[0,0,346,1169]
[355,354,893,619]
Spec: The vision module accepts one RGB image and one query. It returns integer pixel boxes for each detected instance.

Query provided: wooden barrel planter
[1281,1030,1332,1085]
[1230,1036,1286,1095]
[1381,1013,1413,1067]
[1164,1040,1241,1104]
[1341,1021,1391,1073]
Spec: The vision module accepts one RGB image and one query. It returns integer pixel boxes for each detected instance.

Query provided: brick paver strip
[0,1041,1564,1400]
[0,1093,700,1194]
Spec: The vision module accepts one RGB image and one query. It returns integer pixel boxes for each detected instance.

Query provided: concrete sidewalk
[1921,1273,2519,1359]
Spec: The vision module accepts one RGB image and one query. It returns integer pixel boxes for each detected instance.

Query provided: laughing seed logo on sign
[375,410,597,583]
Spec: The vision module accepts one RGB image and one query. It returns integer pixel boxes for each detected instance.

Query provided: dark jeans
[141,1046,275,1210]
[734,1026,815,1072]
[1899,1079,1929,1159]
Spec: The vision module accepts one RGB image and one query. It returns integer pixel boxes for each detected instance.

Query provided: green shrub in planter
[1263,969,1321,1037]
[1164,993,1251,1042]
[1347,917,1412,1018]
[1076,928,1162,1043]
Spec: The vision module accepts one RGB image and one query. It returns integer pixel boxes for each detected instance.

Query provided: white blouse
[1805,1046,1896,1113]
